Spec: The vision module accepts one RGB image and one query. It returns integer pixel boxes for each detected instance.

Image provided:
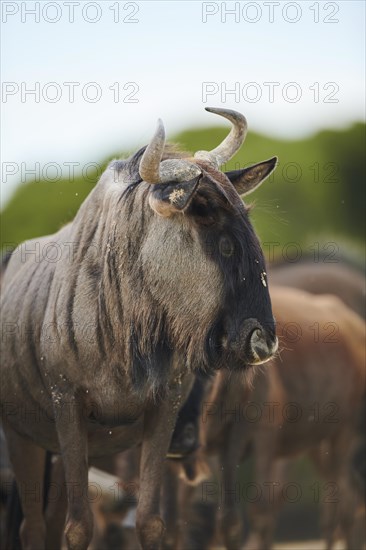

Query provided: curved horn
[139,119,202,184]
[139,119,166,184]
[194,107,248,167]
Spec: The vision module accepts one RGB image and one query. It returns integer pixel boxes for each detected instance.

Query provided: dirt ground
[273,541,345,550]
[213,541,347,550]
[212,545,347,550]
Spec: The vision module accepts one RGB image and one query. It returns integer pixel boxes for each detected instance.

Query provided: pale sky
[1,0,365,206]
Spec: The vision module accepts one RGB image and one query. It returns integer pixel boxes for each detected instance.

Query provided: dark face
[146,164,278,371]
[188,169,277,370]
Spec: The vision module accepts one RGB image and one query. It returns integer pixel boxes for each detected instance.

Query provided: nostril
[226,318,277,365]
[249,328,263,346]
[248,327,277,363]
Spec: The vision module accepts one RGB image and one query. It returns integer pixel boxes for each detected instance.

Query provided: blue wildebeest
[0,108,278,550]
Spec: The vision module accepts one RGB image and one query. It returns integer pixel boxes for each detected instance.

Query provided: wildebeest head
[106,108,277,383]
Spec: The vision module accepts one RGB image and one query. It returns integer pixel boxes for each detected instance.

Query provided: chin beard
[215,360,260,390]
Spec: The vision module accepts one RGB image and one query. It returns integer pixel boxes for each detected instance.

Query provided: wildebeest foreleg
[220,422,245,550]
[54,399,93,550]
[249,434,283,550]
[315,435,363,550]
[44,454,67,549]
[161,461,180,550]
[2,422,46,550]
[136,389,183,550]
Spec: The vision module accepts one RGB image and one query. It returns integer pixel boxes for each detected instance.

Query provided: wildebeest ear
[148,177,201,217]
[225,157,277,196]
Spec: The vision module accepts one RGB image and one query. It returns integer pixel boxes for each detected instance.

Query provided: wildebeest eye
[194,203,210,217]
[219,236,234,257]
[189,199,215,226]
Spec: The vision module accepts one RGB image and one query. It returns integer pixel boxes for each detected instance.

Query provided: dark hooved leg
[44,455,67,550]
[2,422,46,550]
[54,399,93,550]
[4,479,23,550]
[249,433,282,550]
[181,455,219,550]
[136,382,186,550]
[314,435,362,550]
[161,461,180,550]
[220,422,245,550]
[335,454,364,550]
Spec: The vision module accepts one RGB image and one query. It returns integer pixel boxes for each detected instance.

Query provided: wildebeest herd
[0,108,365,550]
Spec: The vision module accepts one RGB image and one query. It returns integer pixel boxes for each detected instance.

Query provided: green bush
[1,123,364,253]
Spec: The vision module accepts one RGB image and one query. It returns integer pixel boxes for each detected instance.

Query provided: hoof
[65,518,93,550]
[222,513,242,550]
[138,515,165,550]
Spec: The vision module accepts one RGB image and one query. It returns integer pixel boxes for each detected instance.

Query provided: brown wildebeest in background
[269,256,365,320]
[197,286,365,550]
[0,107,279,550]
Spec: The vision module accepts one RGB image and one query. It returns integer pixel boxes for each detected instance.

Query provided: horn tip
[150,118,165,143]
[204,107,248,128]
